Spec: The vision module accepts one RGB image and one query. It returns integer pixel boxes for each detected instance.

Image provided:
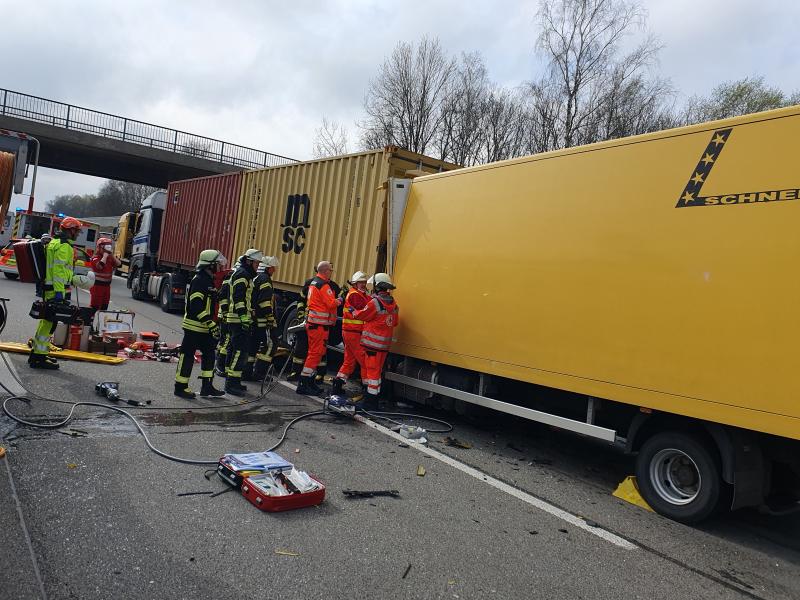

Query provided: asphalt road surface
[1,275,798,600]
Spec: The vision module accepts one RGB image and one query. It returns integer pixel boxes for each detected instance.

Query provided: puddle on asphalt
[139,406,305,428]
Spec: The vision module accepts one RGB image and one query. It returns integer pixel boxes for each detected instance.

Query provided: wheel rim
[285,317,299,347]
[649,448,702,505]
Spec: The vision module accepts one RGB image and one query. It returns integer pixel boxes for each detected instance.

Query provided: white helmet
[372,272,395,291]
[72,270,96,290]
[244,248,264,262]
[260,256,280,268]
[349,271,368,285]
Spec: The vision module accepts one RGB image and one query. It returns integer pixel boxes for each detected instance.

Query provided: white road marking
[279,381,637,550]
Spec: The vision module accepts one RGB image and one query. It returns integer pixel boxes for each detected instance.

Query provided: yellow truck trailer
[384,105,800,523]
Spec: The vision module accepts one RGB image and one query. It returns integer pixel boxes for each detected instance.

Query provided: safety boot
[331,377,345,396]
[225,378,247,397]
[199,378,225,397]
[295,376,322,396]
[28,354,59,370]
[252,360,270,382]
[174,382,196,399]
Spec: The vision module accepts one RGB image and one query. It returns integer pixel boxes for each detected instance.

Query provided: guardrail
[0,88,296,170]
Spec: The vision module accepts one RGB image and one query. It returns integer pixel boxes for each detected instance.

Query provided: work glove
[209,323,220,340]
[53,291,64,302]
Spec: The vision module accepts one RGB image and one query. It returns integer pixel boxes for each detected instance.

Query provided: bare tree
[682,77,798,125]
[479,87,528,163]
[360,37,456,154]
[312,117,350,158]
[433,52,489,165]
[529,0,673,150]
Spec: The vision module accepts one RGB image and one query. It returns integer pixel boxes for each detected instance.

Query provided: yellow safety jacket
[182,269,216,333]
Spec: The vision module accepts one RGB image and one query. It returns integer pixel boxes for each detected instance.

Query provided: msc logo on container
[281,194,311,254]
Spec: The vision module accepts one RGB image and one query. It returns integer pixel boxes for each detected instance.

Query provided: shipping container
[385,105,800,523]
[160,172,243,269]
[232,147,459,292]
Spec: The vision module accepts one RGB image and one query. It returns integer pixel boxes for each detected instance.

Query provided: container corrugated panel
[232,148,458,291]
[160,172,243,269]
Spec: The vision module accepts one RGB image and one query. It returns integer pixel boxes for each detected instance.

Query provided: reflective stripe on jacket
[341,287,370,332]
[225,264,255,324]
[45,238,75,295]
[356,294,399,352]
[306,276,337,326]
[252,272,276,328]
[182,269,217,333]
[217,274,231,319]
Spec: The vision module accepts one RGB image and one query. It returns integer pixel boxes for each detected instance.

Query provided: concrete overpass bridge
[0,88,296,188]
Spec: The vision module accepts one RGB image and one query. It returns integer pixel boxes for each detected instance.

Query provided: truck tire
[635,431,723,524]
[130,270,147,300]
[281,307,300,346]
[3,272,19,280]
[160,281,175,313]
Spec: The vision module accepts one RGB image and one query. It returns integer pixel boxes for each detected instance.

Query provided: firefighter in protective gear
[354,273,398,406]
[29,217,83,369]
[224,248,263,396]
[296,261,341,395]
[331,271,370,397]
[89,237,121,310]
[244,256,280,382]
[175,249,228,398]
[286,276,313,382]
[214,271,232,376]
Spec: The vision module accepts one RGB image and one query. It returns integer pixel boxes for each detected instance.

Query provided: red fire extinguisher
[66,324,83,351]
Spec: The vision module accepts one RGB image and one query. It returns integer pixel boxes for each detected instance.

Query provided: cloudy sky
[2,0,798,211]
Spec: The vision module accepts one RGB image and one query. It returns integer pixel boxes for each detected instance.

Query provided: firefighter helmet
[244,248,264,262]
[349,271,368,284]
[196,249,227,269]
[372,272,395,291]
[260,256,280,268]
[59,216,82,231]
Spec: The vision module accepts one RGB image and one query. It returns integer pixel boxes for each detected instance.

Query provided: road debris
[342,489,400,499]
[416,465,426,477]
[274,550,300,557]
[402,563,412,579]
[444,436,472,449]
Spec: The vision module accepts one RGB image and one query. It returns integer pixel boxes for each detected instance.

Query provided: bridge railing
[0,88,296,170]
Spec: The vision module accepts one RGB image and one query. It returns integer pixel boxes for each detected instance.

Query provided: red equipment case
[13,239,46,283]
[241,474,326,512]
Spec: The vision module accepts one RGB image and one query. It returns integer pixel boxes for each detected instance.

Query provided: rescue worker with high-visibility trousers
[244,256,280,382]
[331,271,370,397]
[287,275,330,383]
[89,237,121,310]
[354,273,399,408]
[296,260,341,395]
[214,270,232,377]
[29,217,83,369]
[225,248,263,396]
[174,249,228,399]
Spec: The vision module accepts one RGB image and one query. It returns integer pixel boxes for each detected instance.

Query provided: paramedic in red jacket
[331,270,370,397]
[354,273,399,407]
[89,237,120,310]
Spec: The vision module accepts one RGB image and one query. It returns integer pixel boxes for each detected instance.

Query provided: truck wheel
[281,307,300,346]
[131,271,147,300]
[3,273,19,280]
[635,431,722,524]
[160,282,174,313]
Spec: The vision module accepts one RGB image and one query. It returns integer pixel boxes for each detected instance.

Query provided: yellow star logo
[681,191,695,204]
[691,172,704,185]
[701,153,715,166]
[711,133,727,146]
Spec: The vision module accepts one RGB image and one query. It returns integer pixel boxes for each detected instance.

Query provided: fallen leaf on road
[294,448,300,454]
[67,463,78,469]
[444,437,472,449]
[416,465,426,477]
[274,550,300,557]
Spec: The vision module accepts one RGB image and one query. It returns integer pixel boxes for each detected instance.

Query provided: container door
[387,178,411,276]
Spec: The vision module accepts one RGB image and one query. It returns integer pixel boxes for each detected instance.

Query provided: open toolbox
[241,473,326,512]
[217,451,325,512]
